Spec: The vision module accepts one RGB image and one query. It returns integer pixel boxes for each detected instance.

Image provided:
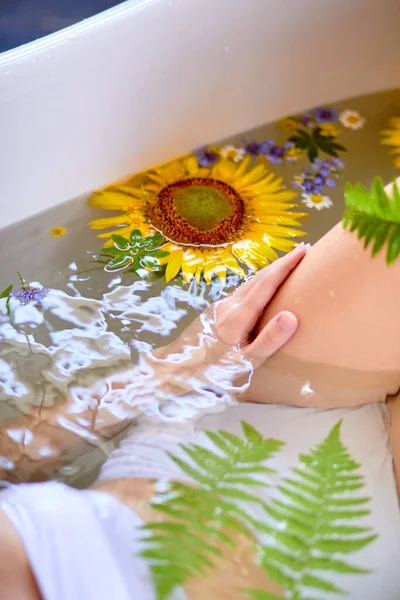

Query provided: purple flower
[326,178,336,188]
[313,107,338,123]
[313,159,332,174]
[244,140,263,156]
[266,145,286,164]
[11,287,48,306]
[303,178,322,194]
[331,157,344,169]
[258,139,274,155]
[193,146,219,167]
[314,173,326,187]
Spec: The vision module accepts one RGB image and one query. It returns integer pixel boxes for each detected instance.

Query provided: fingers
[215,243,307,345]
[243,310,298,364]
[232,243,307,303]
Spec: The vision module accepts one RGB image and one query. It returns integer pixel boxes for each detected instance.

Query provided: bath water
[0,88,399,487]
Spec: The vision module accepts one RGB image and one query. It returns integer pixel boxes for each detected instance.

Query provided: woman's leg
[258,220,400,372]
[245,218,400,407]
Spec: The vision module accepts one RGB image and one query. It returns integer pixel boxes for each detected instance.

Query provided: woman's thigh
[245,222,400,406]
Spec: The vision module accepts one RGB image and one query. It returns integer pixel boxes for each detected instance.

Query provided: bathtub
[0,0,399,230]
[0,2,400,597]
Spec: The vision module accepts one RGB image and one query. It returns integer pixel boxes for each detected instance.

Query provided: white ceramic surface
[0,0,399,229]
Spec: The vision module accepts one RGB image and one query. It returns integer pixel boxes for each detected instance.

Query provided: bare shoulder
[0,510,42,600]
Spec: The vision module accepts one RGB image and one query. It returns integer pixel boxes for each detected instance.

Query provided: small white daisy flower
[302,193,333,211]
[220,145,245,162]
[339,109,365,130]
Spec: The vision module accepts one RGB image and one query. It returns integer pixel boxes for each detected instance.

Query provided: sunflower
[381,117,400,169]
[89,154,307,284]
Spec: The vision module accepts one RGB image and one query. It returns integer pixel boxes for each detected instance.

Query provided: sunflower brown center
[147,177,246,246]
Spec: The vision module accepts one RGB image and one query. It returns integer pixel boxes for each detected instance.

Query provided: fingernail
[277,312,298,334]
[305,243,312,250]
[293,242,305,252]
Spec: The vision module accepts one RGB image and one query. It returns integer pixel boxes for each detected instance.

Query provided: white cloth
[99,400,400,600]
[0,481,186,600]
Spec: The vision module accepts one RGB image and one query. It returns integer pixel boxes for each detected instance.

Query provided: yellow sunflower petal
[89,190,140,211]
[97,226,136,239]
[156,161,185,186]
[194,252,205,284]
[185,156,205,177]
[218,247,246,278]
[248,223,305,238]
[203,250,220,284]
[235,154,252,178]
[234,163,267,190]
[211,158,237,182]
[232,240,270,271]
[262,236,298,253]
[89,215,130,229]
[181,248,202,282]
[144,183,164,194]
[243,178,286,194]
[146,173,168,188]
[165,249,183,282]
[214,263,227,284]
[381,118,400,169]
[243,233,280,261]
[252,214,308,227]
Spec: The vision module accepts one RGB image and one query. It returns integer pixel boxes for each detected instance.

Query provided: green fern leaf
[252,420,377,600]
[246,590,281,600]
[343,176,400,264]
[142,422,282,600]
[143,420,377,600]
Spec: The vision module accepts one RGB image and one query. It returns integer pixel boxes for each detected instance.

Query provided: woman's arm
[0,245,306,482]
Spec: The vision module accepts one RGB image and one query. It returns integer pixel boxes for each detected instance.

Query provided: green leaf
[148,249,170,258]
[99,247,124,256]
[259,546,301,572]
[301,573,344,594]
[105,255,133,271]
[142,421,282,599]
[130,229,143,244]
[308,556,370,575]
[246,591,281,600]
[0,285,12,299]
[307,144,318,162]
[143,420,377,600]
[111,234,131,249]
[142,233,165,249]
[314,534,378,554]
[312,130,347,157]
[140,256,163,271]
[257,420,377,599]
[342,177,400,265]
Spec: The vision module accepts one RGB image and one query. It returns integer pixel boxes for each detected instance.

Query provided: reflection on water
[0,89,399,486]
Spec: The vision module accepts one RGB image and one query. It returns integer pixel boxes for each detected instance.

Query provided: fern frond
[143,420,377,600]
[342,176,400,264]
[252,421,376,599]
[246,591,281,600]
[142,421,283,600]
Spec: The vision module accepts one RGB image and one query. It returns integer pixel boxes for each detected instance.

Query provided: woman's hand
[212,242,307,361]
[131,243,308,415]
